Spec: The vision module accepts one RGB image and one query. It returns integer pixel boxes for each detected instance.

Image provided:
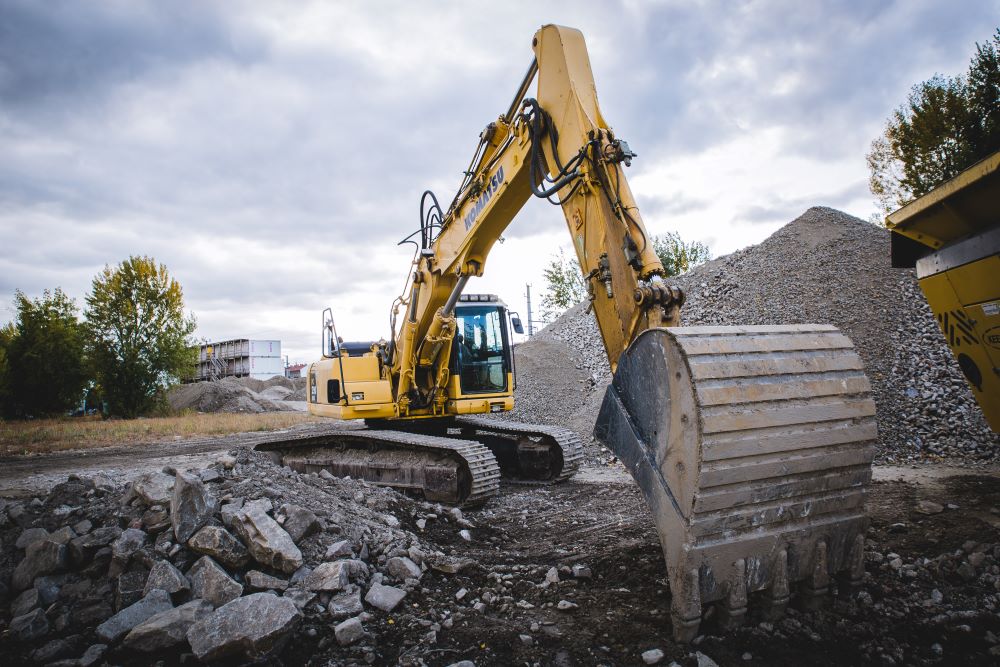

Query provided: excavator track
[453,416,584,483]
[254,428,500,507]
[596,324,876,641]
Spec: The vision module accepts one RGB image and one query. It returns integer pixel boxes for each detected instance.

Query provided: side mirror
[510,315,524,335]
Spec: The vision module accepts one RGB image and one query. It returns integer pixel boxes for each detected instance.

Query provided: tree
[651,232,712,277]
[85,256,196,418]
[868,28,1000,214]
[2,289,88,418]
[540,232,711,320]
[540,248,587,320]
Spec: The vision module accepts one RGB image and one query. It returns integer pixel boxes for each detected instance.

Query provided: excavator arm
[392,25,682,414]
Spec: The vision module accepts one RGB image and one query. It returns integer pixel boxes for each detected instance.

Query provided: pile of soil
[167,377,306,414]
[515,207,999,464]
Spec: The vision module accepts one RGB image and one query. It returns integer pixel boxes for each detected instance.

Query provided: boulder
[69,526,122,565]
[13,539,68,591]
[387,556,422,581]
[328,588,364,620]
[78,644,108,667]
[186,592,301,662]
[219,499,244,528]
[48,526,77,545]
[123,599,214,652]
[11,587,40,617]
[132,472,175,505]
[188,556,243,608]
[365,583,406,612]
[335,616,364,646]
[111,528,148,564]
[304,562,350,592]
[232,503,302,574]
[171,472,214,543]
[282,587,316,610]
[10,608,50,642]
[15,527,49,549]
[145,560,190,598]
[280,504,322,543]
[325,540,353,559]
[96,588,173,643]
[246,570,289,592]
[115,571,148,610]
[187,525,249,568]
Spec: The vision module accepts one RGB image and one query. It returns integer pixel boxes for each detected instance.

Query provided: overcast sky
[2,0,997,365]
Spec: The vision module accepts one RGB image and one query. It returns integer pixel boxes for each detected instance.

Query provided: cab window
[453,306,508,394]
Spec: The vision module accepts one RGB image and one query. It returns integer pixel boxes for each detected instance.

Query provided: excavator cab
[451,294,515,397]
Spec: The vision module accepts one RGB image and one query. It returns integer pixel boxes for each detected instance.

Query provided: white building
[196,339,283,381]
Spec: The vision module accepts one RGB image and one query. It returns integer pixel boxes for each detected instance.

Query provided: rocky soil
[2,449,999,665]
[512,207,998,465]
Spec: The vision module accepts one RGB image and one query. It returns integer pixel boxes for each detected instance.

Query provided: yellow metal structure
[887,150,1000,432]
[297,25,878,641]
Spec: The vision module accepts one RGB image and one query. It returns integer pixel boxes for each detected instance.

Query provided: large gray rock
[10,608,50,642]
[232,503,302,574]
[123,599,213,652]
[186,592,302,662]
[13,539,68,590]
[365,583,406,612]
[145,560,190,598]
[328,588,364,620]
[188,556,243,608]
[246,570,289,592]
[387,556,422,581]
[96,588,173,643]
[15,527,49,549]
[132,472,175,505]
[171,472,214,543]
[334,616,364,646]
[69,526,122,565]
[115,570,148,610]
[187,525,249,568]
[48,526,77,545]
[11,587,40,617]
[111,528,148,564]
[279,504,321,544]
[304,561,349,592]
[78,644,108,667]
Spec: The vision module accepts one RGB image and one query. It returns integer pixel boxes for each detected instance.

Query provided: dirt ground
[3,433,999,666]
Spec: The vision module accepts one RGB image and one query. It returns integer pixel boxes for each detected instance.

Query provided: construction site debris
[167,376,306,414]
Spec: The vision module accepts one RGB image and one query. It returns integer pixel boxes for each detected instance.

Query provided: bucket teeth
[596,325,876,641]
[716,558,748,630]
[798,540,830,610]
[670,567,702,643]
[760,549,790,620]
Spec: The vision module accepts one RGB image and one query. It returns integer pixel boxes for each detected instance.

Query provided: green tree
[651,232,712,277]
[85,256,196,418]
[2,289,88,418]
[868,28,1000,214]
[540,248,587,320]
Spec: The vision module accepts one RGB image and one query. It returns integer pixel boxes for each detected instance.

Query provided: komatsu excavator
[259,25,878,641]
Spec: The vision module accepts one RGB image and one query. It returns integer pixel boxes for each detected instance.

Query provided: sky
[1,0,997,365]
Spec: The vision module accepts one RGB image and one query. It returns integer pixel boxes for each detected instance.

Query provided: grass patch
[0,412,322,457]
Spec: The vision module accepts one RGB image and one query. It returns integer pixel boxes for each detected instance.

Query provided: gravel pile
[167,377,306,414]
[518,207,998,464]
[0,449,486,664]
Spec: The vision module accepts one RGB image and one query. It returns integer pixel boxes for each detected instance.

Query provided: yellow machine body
[887,150,1000,432]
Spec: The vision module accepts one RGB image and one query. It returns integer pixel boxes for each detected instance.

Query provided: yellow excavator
[260,25,878,641]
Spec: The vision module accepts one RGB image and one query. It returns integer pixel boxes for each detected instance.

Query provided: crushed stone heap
[167,376,306,414]
[514,206,998,464]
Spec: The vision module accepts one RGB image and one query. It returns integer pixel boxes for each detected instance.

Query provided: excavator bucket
[595,324,876,641]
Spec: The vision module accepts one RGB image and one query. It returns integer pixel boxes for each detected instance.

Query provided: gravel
[513,206,999,464]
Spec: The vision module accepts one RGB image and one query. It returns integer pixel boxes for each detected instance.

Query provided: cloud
[1,0,996,362]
